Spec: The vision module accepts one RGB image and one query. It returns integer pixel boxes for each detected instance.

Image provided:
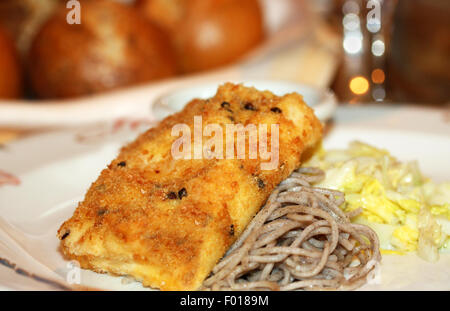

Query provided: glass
[329,0,398,103]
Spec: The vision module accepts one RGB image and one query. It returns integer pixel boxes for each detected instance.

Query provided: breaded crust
[58,83,322,290]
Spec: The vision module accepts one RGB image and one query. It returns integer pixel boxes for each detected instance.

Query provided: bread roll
[136,0,265,73]
[28,0,177,99]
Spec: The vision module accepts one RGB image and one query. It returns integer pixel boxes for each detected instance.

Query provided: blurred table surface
[0,128,22,144]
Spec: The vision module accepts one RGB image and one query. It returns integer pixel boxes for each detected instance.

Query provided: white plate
[0,105,449,290]
[0,73,232,130]
[152,80,337,122]
[0,79,336,130]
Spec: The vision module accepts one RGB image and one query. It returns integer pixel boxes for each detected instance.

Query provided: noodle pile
[202,167,381,291]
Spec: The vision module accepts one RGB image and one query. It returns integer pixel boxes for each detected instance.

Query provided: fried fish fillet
[57,83,322,290]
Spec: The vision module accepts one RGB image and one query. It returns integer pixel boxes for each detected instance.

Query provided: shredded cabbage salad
[304,141,450,262]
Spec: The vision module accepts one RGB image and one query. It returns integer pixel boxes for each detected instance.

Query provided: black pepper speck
[229,224,235,236]
[257,178,265,189]
[221,101,233,113]
[61,231,70,240]
[167,192,177,199]
[117,161,126,167]
[178,188,188,199]
[244,103,256,111]
[97,209,107,216]
[271,107,282,113]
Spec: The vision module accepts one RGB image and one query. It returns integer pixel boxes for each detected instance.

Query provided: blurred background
[0,0,449,140]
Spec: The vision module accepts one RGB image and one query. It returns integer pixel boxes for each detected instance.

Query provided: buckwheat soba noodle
[202,167,381,291]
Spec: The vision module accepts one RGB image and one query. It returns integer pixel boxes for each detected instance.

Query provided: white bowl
[153,79,337,122]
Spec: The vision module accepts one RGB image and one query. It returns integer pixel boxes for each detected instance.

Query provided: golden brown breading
[57,83,322,290]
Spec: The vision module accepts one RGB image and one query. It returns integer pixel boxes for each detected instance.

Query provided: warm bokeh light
[371,69,385,84]
[349,76,369,95]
